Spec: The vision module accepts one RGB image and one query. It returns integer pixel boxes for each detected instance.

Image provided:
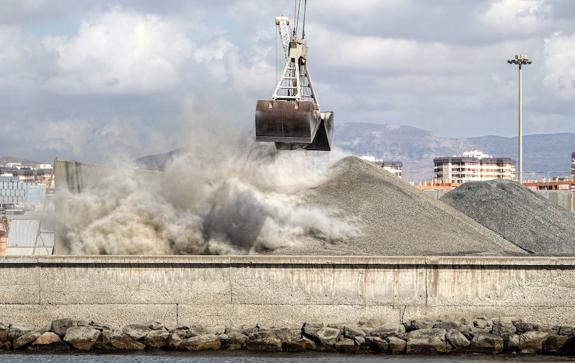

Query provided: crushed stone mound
[272,157,527,256]
[441,180,575,255]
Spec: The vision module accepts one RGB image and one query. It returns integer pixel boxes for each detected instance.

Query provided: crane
[255,0,334,151]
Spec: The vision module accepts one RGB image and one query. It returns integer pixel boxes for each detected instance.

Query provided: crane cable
[302,0,307,39]
[294,0,302,38]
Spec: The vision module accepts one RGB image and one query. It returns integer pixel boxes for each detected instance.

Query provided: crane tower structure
[255,0,334,151]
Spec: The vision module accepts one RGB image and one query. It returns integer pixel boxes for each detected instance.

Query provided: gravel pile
[441,180,575,255]
[273,157,526,256]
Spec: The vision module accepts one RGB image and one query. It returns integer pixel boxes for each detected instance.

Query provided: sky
[0,0,574,162]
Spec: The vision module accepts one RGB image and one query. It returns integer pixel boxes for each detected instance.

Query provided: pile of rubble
[1,318,574,355]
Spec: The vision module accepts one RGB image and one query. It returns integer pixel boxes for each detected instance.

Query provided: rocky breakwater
[0,318,574,356]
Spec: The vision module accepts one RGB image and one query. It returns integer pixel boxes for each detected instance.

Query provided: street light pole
[507,54,532,183]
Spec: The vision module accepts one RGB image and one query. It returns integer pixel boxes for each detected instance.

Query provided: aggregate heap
[441,180,575,255]
[271,157,526,256]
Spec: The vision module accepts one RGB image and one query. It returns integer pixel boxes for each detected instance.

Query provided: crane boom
[275,17,291,60]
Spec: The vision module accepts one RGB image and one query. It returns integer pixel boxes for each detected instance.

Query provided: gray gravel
[441,179,575,255]
[273,157,526,256]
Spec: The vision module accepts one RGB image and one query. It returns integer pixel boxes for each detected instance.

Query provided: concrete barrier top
[1,255,575,267]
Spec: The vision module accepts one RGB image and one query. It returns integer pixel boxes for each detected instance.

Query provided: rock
[219,332,248,350]
[335,337,358,353]
[366,336,388,353]
[544,335,569,354]
[433,321,461,331]
[168,332,183,350]
[558,326,575,336]
[446,329,470,349]
[28,332,68,352]
[8,324,35,341]
[93,329,114,351]
[470,332,504,354]
[146,321,165,331]
[473,318,488,329]
[0,323,10,350]
[283,337,316,352]
[406,328,450,354]
[353,336,372,353]
[343,326,365,338]
[13,329,46,350]
[314,327,341,346]
[518,331,549,354]
[387,336,407,354]
[181,334,221,351]
[143,329,170,349]
[88,321,111,331]
[246,336,282,352]
[109,331,146,351]
[458,324,474,339]
[370,323,406,338]
[513,321,537,334]
[302,322,324,338]
[64,326,101,351]
[122,324,151,340]
[51,319,81,337]
[406,319,434,331]
[491,318,516,336]
[506,334,520,353]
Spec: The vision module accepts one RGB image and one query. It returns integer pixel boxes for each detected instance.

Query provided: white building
[572,152,575,177]
[359,155,403,178]
[434,152,515,184]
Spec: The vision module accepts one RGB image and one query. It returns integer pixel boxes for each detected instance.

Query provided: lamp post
[507,54,532,183]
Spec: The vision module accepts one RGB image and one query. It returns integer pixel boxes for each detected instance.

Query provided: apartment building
[359,155,403,178]
[434,152,515,184]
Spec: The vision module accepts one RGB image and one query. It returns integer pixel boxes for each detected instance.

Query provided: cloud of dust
[53,132,358,255]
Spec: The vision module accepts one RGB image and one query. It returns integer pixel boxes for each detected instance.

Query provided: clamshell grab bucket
[255,100,333,151]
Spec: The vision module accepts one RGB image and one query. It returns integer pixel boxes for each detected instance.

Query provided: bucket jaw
[255,100,333,151]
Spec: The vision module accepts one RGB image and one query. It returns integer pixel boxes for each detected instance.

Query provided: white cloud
[43,9,193,94]
[544,32,575,98]
[480,0,550,34]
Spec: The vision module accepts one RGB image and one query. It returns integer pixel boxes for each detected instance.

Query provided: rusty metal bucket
[255,100,333,151]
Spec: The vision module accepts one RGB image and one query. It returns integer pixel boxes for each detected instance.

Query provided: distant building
[572,152,575,177]
[359,155,403,178]
[434,152,515,184]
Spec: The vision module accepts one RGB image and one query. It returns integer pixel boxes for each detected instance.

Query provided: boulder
[109,331,146,351]
[181,334,222,351]
[343,326,365,339]
[470,332,504,354]
[122,324,151,340]
[283,337,316,352]
[51,319,81,337]
[370,323,406,339]
[406,319,434,331]
[513,321,537,334]
[473,318,488,329]
[28,332,68,352]
[8,324,35,342]
[506,334,520,353]
[406,328,450,354]
[518,331,549,354]
[64,326,101,351]
[302,322,324,338]
[433,321,461,331]
[313,327,340,346]
[13,329,46,350]
[246,336,282,352]
[146,321,165,331]
[93,329,114,351]
[365,336,388,353]
[335,337,358,354]
[446,329,470,350]
[168,332,183,350]
[0,323,10,350]
[219,332,248,350]
[143,329,170,349]
[387,336,407,354]
[544,335,569,354]
[491,318,516,336]
[558,326,575,336]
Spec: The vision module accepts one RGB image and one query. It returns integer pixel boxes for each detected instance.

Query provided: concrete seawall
[0,256,574,329]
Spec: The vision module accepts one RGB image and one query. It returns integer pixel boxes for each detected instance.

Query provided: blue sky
[0,0,574,162]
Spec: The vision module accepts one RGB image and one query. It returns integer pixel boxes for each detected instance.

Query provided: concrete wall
[0,256,573,329]
[423,189,575,213]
